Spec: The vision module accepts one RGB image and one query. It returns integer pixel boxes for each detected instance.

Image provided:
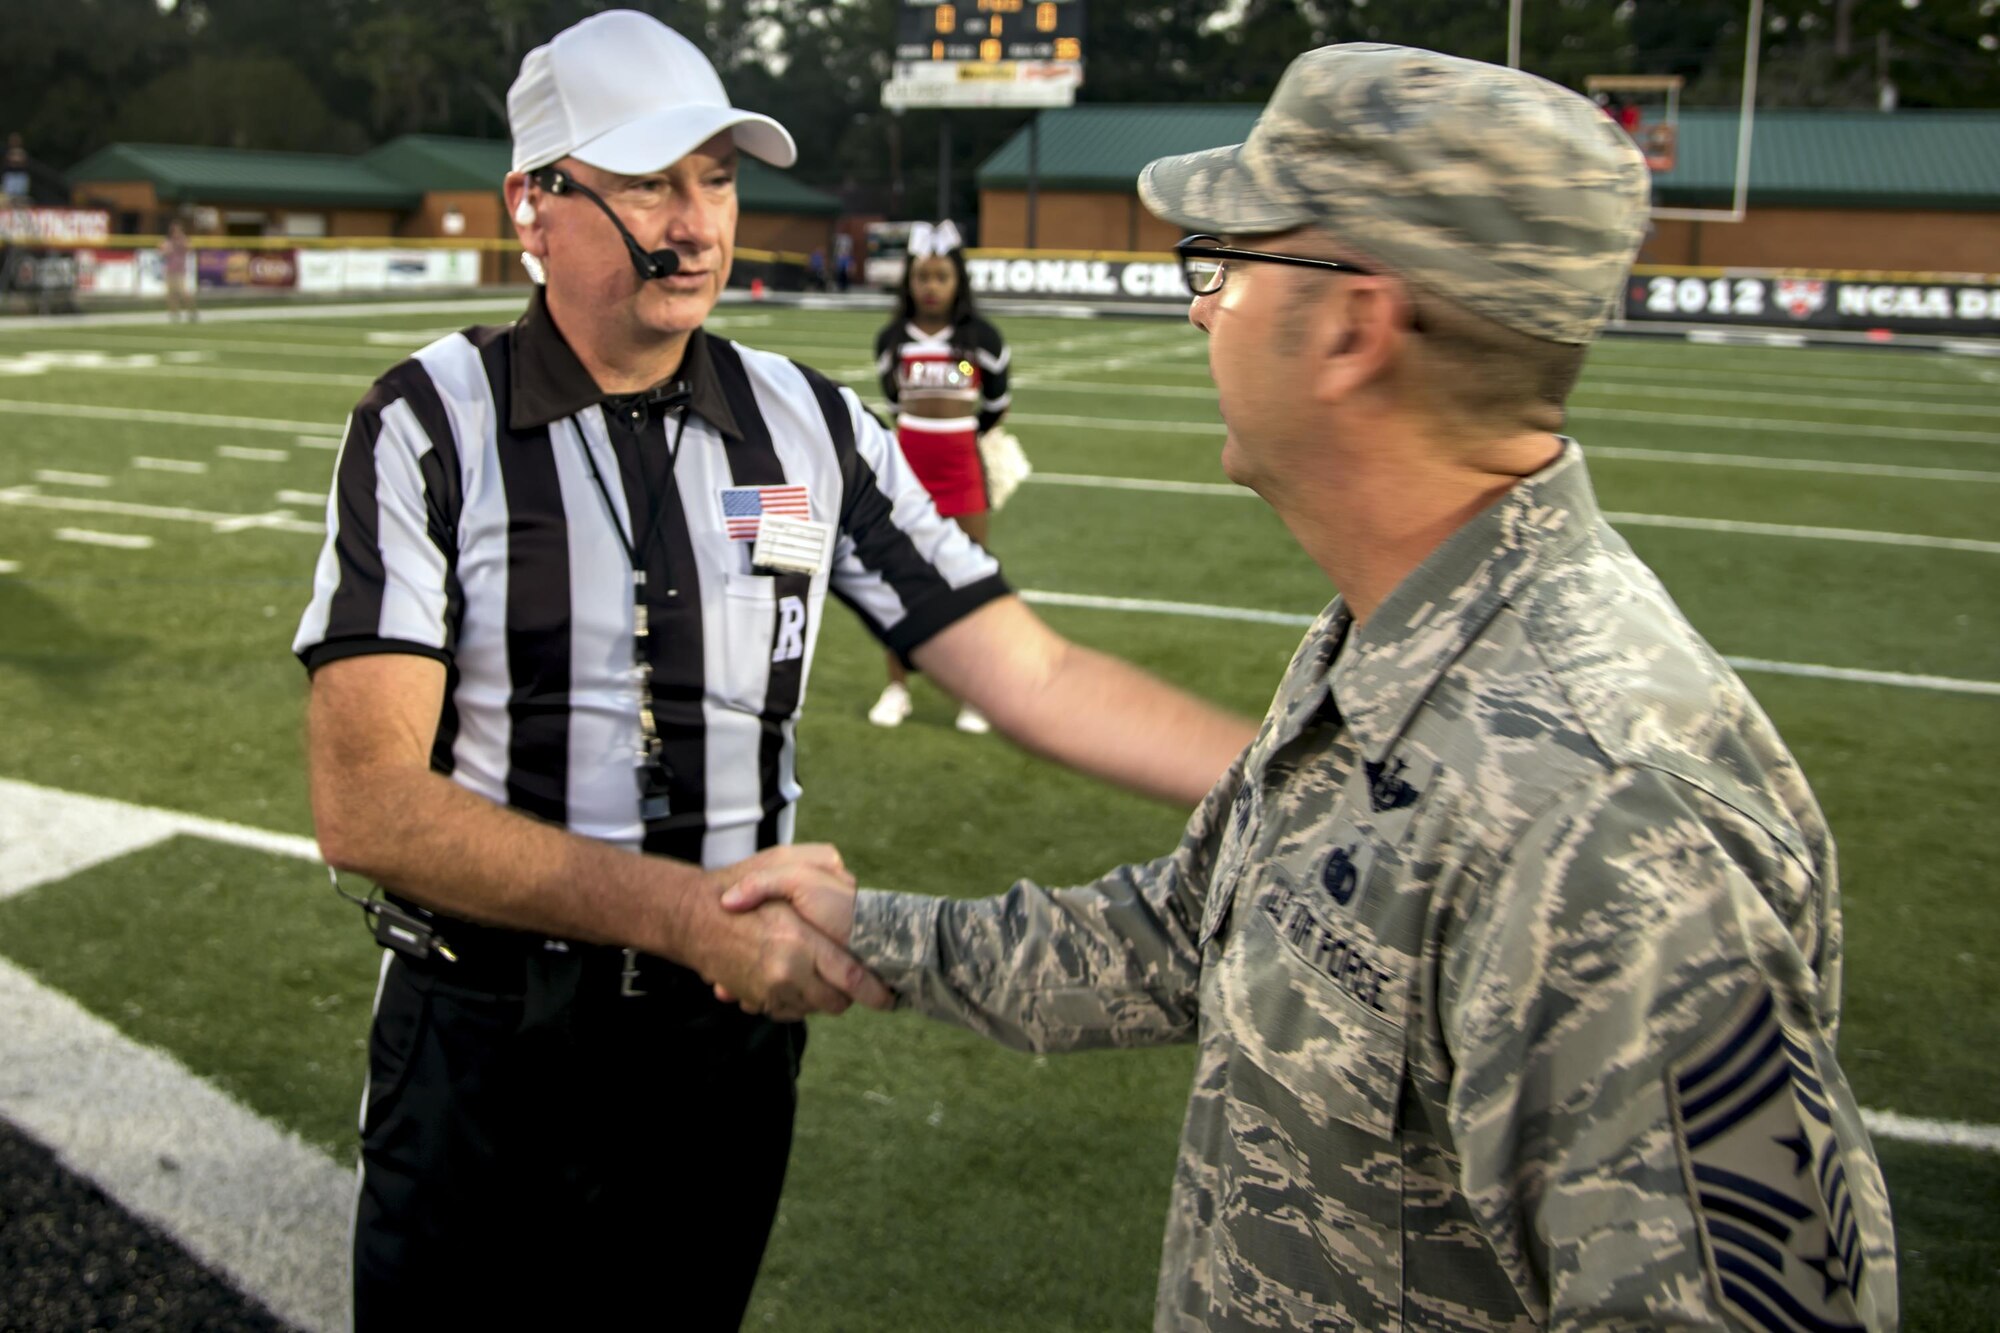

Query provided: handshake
[688,842,891,1022]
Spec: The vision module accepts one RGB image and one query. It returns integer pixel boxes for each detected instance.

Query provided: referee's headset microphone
[525,166,683,281]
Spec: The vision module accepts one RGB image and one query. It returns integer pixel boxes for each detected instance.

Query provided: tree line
[5,0,1994,228]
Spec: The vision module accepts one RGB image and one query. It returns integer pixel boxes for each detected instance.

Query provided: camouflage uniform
[854,42,1897,1332]
[853,441,1896,1329]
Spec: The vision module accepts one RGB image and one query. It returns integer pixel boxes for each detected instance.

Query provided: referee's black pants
[353,933,806,1332]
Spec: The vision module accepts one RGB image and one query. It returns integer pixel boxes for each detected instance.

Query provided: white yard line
[1027,473,1999,553]
[0,399,339,434]
[15,354,375,386]
[362,328,463,345]
[1859,1108,2000,1153]
[0,487,322,536]
[34,470,112,487]
[1047,449,2000,486]
[1580,363,2000,401]
[1034,472,1246,497]
[133,457,209,474]
[0,559,18,573]
[1719,657,2000,697]
[1578,380,1996,418]
[21,332,416,361]
[217,446,290,463]
[1569,404,2000,445]
[1004,374,2000,419]
[295,434,342,450]
[1584,445,2000,485]
[1008,405,2000,447]
[0,958,350,1333]
[276,490,329,507]
[54,528,153,550]
[1009,409,1223,435]
[1603,511,2000,555]
[1016,589,2000,697]
[0,296,525,331]
[1024,588,1316,627]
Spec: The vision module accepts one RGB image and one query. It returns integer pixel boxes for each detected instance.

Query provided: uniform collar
[508,288,742,439]
[1273,440,1602,763]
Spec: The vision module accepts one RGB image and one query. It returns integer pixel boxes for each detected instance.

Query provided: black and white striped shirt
[295,293,1007,868]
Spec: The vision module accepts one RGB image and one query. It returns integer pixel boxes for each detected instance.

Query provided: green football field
[0,298,1994,1329]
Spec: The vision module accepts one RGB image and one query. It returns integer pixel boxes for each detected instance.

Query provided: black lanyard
[576,401,693,827]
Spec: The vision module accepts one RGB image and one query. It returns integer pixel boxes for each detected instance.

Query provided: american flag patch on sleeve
[719,484,811,541]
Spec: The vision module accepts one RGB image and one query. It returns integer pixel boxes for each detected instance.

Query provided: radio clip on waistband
[328,866,457,963]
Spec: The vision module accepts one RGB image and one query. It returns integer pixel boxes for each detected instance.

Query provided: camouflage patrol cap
[1138,43,1651,345]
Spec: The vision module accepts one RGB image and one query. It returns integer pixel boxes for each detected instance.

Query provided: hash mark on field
[276,490,327,507]
[217,446,289,462]
[293,435,341,451]
[0,559,18,574]
[133,456,208,474]
[54,528,153,550]
[34,470,111,487]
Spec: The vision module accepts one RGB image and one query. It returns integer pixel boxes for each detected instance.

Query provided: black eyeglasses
[1174,234,1374,296]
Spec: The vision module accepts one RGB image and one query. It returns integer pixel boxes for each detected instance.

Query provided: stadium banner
[74,247,169,297]
[0,247,80,297]
[0,208,111,244]
[297,248,479,294]
[1624,267,2000,335]
[964,253,1190,302]
[196,248,300,290]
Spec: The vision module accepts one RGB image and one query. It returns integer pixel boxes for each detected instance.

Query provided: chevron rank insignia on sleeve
[1669,990,1872,1333]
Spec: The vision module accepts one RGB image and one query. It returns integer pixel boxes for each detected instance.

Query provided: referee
[293,10,1254,1330]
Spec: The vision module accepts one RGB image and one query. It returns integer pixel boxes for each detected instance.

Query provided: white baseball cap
[507,10,797,176]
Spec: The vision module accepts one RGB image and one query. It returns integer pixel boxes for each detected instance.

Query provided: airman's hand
[686,844,888,1021]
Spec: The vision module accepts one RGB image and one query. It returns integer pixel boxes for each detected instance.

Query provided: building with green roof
[976,105,2000,272]
[67,135,845,283]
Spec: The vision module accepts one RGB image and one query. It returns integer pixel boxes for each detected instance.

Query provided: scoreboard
[896,0,1083,65]
[883,0,1084,109]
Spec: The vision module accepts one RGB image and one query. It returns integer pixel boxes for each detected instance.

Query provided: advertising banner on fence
[196,248,299,290]
[0,209,111,244]
[74,247,169,297]
[297,248,479,294]
[965,255,1190,303]
[960,253,2000,335]
[1,247,80,298]
[1624,268,2000,336]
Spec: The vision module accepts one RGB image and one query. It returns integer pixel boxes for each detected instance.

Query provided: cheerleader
[869,220,1011,732]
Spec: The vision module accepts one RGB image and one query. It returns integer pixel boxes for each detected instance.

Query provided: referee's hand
[694,844,891,1021]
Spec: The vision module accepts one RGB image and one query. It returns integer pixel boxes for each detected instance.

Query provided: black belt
[383,892,707,1002]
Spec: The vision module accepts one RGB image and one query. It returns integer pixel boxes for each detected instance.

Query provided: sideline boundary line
[0,957,350,1333]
